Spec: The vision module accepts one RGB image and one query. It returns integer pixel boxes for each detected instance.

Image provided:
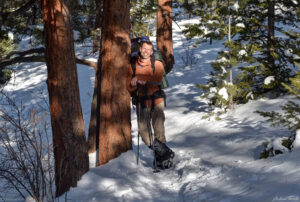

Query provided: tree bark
[42,0,89,196]
[88,0,103,154]
[87,64,100,154]
[157,0,175,74]
[97,0,132,166]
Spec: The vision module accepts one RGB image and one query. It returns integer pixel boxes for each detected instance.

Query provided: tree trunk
[87,65,100,154]
[267,0,275,68]
[88,0,103,154]
[157,0,175,74]
[228,1,233,109]
[42,0,89,196]
[97,0,132,166]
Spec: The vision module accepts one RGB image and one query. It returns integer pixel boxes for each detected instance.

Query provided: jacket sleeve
[137,61,164,82]
[126,64,137,92]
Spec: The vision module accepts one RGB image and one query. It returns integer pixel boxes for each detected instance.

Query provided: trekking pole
[144,85,160,172]
[136,85,141,165]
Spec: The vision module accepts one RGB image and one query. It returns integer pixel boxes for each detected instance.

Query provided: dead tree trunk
[42,0,89,196]
[267,0,275,68]
[97,0,132,166]
[157,0,175,74]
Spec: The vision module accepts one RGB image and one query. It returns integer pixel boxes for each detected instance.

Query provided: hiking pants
[137,102,166,147]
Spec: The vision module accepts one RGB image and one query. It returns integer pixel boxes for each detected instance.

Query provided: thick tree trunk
[157,0,175,74]
[97,0,132,166]
[42,0,89,196]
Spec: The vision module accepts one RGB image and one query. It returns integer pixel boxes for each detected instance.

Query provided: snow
[269,138,290,154]
[217,57,229,63]
[218,87,229,100]
[238,50,247,57]
[292,130,300,150]
[264,76,275,85]
[2,13,300,202]
[230,2,240,11]
[236,23,245,28]
[8,32,14,40]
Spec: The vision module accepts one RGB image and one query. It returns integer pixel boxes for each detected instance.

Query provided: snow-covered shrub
[258,64,300,158]
[260,137,293,159]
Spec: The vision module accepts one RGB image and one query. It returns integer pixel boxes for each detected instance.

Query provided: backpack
[130,36,169,89]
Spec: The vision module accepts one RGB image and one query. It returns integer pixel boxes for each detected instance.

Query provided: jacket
[127,57,164,108]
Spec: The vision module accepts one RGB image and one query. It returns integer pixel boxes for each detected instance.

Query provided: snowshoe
[152,139,175,169]
[154,157,174,169]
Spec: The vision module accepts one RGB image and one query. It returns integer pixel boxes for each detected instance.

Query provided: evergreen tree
[257,63,300,155]
[157,0,175,73]
[185,0,299,110]
[97,0,132,166]
[42,0,89,196]
[0,0,42,86]
[130,0,157,37]
[185,0,249,109]
[235,0,299,97]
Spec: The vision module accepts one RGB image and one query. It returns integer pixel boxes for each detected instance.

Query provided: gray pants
[137,102,166,147]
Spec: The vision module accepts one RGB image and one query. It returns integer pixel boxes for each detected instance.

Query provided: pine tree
[186,0,248,109]
[97,0,132,166]
[130,0,156,37]
[185,0,299,110]
[157,0,175,73]
[256,63,300,155]
[0,0,42,86]
[42,0,89,196]
[235,0,299,97]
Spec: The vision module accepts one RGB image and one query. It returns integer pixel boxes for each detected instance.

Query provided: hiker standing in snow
[127,40,175,169]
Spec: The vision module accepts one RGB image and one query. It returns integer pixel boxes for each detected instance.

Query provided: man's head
[139,41,153,60]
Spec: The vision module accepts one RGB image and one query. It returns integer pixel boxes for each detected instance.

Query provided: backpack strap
[150,54,156,73]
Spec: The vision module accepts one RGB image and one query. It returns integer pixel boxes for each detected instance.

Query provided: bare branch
[0,56,46,68]
[75,57,97,69]
[5,47,45,59]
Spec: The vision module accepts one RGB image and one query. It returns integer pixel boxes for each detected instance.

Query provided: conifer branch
[1,0,39,23]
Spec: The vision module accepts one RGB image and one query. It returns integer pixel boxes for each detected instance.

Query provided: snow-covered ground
[2,17,300,202]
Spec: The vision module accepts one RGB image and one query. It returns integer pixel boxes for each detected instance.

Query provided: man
[127,41,175,169]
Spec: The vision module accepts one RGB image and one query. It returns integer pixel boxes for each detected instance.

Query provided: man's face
[139,43,153,60]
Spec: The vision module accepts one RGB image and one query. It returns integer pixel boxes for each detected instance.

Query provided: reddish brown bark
[87,65,100,154]
[42,0,89,196]
[88,0,103,154]
[97,0,132,166]
[157,0,174,74]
